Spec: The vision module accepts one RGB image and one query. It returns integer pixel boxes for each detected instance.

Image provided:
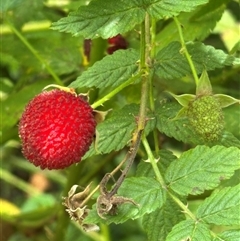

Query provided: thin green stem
[0,168,40,196]
[91,72,141,109]
[168,192,196,220]
[174,17,199,86]
[141,136,165,186]
[7,21,63,86]
[141,138,197,221]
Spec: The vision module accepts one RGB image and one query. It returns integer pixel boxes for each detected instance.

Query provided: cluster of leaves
[1,0,240,241]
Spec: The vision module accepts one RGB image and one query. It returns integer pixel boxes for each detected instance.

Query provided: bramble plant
[1,1,240,241]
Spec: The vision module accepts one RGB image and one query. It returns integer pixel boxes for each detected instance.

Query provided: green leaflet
[51,0,208,39]
[213,230,240,241]
[196,184,240,226]
[166,220,212,241]
[142,195,185,241]
[69,49,139,89]
[155,101,204,144]
[154,41,240,80]
[165,145,240,196]
[83,104,155,159]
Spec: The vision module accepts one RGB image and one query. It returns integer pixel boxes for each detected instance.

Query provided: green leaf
[214,230,240,241]
[0,0,22,12]
[155,101,204,145]
[51,0,208,39]
[156,0,229,48]
[218,131,240,148]
[165,145,240,196]
[83,104,155,158]
[166,220,212,241]
[154,41,240,80]
[69,49,139,89]
[146,0,209,19]
[51,1,145,39]
[84,177,166,225]
[196,184,240,225]
[142,195,185,241]
[223,105,240,139]
[118,177,166,219]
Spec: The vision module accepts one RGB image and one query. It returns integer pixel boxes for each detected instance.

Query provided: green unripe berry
[187,95,224,142]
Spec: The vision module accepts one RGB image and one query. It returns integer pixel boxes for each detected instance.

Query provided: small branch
[91,72,141,109]
[110,130,142,195]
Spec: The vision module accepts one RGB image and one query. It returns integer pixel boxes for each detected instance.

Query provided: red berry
[107,34,128,54]
[18,89,96,170]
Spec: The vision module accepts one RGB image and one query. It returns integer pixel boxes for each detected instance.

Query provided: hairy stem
[149,18,160,154]
[174,17,199,86]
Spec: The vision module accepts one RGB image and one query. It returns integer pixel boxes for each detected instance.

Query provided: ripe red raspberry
[18,89,96,170]
[107,34,128,54]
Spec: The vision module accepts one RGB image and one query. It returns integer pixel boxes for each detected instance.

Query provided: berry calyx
[187,95,224,142]
[18,89,96,170]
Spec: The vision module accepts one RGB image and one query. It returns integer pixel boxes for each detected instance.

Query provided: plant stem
[0,168,40,196]
[138,14,150,131]
[141,138,197,220]
[141,136,165,186]
[149,18,160,154]
[174,17,199,86]
[7,21,63,86]
[91,72,141,109]
[168,192,196,220]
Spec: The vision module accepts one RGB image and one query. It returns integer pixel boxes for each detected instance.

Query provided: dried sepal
[63,183,99,232]
[96,173,138,219]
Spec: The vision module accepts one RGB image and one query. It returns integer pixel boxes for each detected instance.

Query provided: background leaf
[196,184,240,225]
[69,49,139,89]
[154,41,240,80]
[156,0,229,48]
[165,145,240,196]
[166,220,212,241]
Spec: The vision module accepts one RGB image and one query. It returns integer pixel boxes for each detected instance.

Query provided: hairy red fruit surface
[18,89,96,170]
